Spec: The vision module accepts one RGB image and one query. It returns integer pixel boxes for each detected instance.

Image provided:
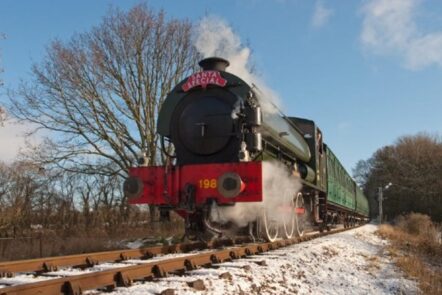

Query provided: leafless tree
[355,133,442,222]
[0,158,147,236]
[0,33,6,125]
[0,160,45,236]
[9,5,198,176]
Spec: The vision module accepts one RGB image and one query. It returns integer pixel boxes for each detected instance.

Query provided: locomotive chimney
[199,57,230,71]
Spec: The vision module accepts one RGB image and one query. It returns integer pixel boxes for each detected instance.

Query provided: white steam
[211,161,302,227]
[195,16,281,114]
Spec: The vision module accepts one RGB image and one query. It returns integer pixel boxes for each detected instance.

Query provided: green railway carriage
[324,145,369,220]
[355,185,369,217]
[325,146,355,211]
[282,117,370,224]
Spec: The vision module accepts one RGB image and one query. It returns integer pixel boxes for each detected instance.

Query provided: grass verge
[377,213,442,295]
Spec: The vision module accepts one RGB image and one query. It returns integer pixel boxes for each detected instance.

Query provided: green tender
[325,146,369,216]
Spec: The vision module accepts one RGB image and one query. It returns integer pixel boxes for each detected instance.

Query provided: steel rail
[0,239,242,276]
[0,227,354,295]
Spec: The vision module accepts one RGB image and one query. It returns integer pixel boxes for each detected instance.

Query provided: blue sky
[1,0,442,173]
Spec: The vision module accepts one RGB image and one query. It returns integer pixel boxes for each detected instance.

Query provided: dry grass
[0,217,185,261]
[377,213,442,295]
[364,255,381,276]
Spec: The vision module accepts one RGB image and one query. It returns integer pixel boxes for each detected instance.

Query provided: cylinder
[246,131,262,152]
[245,106,262,126]
[298,163,316,183]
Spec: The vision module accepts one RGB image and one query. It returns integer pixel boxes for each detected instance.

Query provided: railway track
[0,226,355,295]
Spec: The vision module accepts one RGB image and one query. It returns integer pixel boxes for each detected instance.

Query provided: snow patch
[1,225,417,294]
[101,224,418,295]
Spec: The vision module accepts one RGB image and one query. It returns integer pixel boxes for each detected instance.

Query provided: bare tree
[0,158,145,236]
[355,133,442,221]
[9,5,197,176]
[0,160,46,236]
[0,33,6,125]
[352,159,374,187]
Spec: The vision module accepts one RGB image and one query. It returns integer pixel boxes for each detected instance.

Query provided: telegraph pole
[378,182,392,224]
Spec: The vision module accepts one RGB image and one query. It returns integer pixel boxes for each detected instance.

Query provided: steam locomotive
[124,57,369,242]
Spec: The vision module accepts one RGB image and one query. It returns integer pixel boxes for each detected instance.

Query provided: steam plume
[195,16,281,114]
[211,161,302,228]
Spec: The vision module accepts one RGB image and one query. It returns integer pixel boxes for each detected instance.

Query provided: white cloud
[361,0,442,69]
[0,119,40,162]
[312,1,334,28]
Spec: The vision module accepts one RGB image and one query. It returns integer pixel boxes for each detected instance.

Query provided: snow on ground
[125,236,174,249]
[99,224,418,295]
[126,240,145,249]
[0,225,417,294]
[0,273,56,287]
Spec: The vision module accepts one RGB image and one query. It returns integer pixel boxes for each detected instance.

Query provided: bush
[395,213,441,245]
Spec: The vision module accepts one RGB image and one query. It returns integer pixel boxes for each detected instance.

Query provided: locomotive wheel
[283,194,295,239]
[294,192,306,237]
[261,209,279,242]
